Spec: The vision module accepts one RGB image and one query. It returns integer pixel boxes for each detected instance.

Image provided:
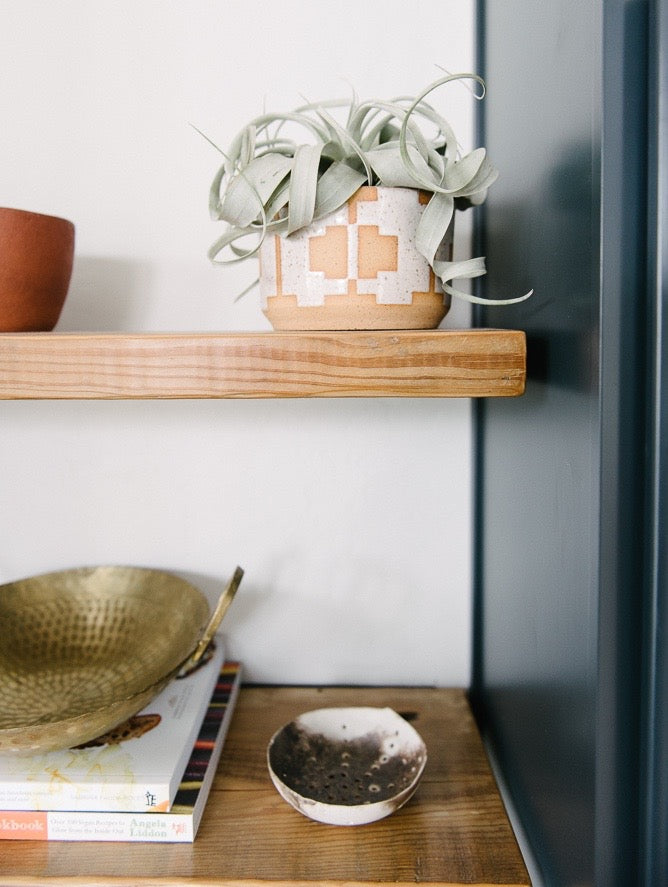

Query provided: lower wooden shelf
[0,687,530,886]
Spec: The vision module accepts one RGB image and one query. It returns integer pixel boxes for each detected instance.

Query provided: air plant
[201,73,531,306]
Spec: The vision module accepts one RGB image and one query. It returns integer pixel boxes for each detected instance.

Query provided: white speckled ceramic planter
[259,186,453,330]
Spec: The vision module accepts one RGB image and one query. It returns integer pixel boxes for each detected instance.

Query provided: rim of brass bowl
[0,566,211,754]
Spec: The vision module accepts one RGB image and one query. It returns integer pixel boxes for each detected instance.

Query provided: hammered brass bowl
[0,566,216,754]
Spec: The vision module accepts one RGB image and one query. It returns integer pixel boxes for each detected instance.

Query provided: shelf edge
[0,330,526,399]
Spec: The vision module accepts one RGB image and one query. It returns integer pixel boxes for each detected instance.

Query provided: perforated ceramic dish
[0,566,214,754]
[267,706,427,825]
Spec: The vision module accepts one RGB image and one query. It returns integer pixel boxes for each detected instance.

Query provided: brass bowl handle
[181,565,244,673]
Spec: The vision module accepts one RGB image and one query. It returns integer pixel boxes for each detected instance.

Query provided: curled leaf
[415,192,455,266]
[220,154,292,227]
[313,162,367,217]
[287,144,323,234]
[366,143,438,189]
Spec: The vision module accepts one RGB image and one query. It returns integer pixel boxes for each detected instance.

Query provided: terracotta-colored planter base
[0,207,74,332]
[263,290,448,331]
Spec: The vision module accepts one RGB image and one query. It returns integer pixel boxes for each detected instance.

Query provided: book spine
[0,783,170,815]
[0,811,194,843]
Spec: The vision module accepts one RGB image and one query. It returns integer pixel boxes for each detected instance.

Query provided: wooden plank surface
[0,687,530,886]
[0,330,526,399]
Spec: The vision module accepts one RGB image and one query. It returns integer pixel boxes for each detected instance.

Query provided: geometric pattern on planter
[260,186,453,330]
[259,187,448,309]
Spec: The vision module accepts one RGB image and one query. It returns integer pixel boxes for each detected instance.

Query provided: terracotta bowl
[0,207,75,332]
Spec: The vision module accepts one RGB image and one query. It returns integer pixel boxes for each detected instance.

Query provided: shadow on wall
[56,256,155,331]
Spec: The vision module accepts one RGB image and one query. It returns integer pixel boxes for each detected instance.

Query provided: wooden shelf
[0,686,530,886]
[0,330,525,399]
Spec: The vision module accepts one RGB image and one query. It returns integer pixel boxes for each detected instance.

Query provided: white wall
[0,0,476,685]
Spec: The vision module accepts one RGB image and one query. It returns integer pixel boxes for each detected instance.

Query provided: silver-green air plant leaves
[204,73,532,305]
[287,144,323,235]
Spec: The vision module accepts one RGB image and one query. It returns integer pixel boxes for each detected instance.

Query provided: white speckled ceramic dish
[267,706,427,826]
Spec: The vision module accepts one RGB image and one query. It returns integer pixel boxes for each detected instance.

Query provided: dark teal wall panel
[473,2,650,884]
[643,2,668,881]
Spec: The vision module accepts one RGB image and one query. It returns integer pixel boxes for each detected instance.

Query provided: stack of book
[0,639,241,842]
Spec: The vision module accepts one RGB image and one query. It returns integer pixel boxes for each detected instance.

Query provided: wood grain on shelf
[0,686,530,887]
[0,330,526,399]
